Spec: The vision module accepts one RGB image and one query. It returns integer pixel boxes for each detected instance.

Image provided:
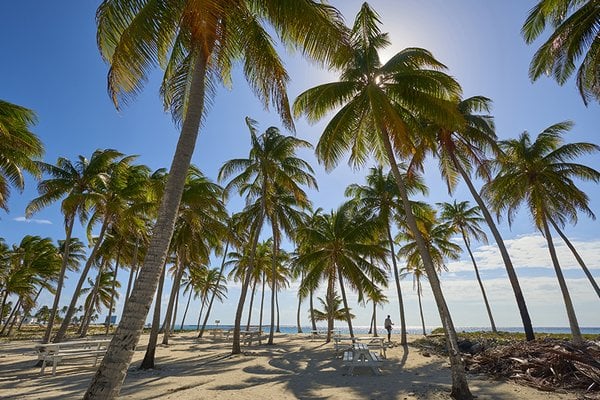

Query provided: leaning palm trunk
[387,224,407,344]
[232,215,264,354]
[259,274,266,332]
[171,288,179,332]
[84,53,208,399]
[338,273,354,338]
[196,298,206,331]
[417,280,426,336]
[549,217,600,299]
[541,218,583,344]
[1,298,21,335]
[268,223,279,345]
[380,130,472,399]
[453,156,534,341]
[199,240,229,338]
[105,250,121,335]
[43,216,75,343]
[246,279,258,330]
[123,238,140,310]
[162,257,184,345]
[179,289,193,332]
[460,229,497,333]
[140,262,166,370]
[55,218,110,343]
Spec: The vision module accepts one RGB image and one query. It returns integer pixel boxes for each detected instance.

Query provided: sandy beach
[0,332,579,400]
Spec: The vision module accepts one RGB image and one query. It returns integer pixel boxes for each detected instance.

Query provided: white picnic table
[35,339,112,376]
[353,336,387,358]
[240,330,264,346]
[342,342,382,376]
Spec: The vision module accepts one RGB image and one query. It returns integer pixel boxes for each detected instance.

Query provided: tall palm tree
[522,0,600,105]
[54,155,148,343]
[397,206,461,337]
[293,4,472,397]
[219,118,315,350]
[296,202,388,343]
[312,294,355,325]
[438,200,497,332]
[27,150,123,343]
[345,165,427,344]
[89,1,347,396]
[483,122,600,345]
[0,99,43,212]
[414,95,536,341]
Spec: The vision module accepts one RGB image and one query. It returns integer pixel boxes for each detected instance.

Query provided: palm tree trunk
[81,263,105,338]
[246,279,257,330]
[170,287,179,333]
[259,273,266,333]
[417,279,426,336]
[296,271,303,333]
[460,230,497,332]
[196,298,206,331]
[1,298,21,335]
[84,51,209,399]
[19,286,44,332]
[387,224,407,345]
[140,261,167,370]
[43,216,75,343]
[453,156,534,341]
[5,298,22,337]
[380,130,471,399]
[309,289,317,332]
[55,217,110,343]
[268,222,279,345]
[541,218,583,344]
[124,265,136,307]
[325,275,335,343]
[179,289,193,332]
[372,299,378,337]
[162,256,183,345]
[232,216,264,354]
[337,273,354,338]
[105,250,121,335]
[199,240,229,338]
[275,290,281,333]
[549,217,600,299]
[0,291,9,327]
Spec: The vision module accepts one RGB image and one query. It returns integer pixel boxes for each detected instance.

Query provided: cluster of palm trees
[1,1,599,399]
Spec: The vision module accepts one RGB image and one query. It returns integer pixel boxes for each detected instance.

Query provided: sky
[0,1,598,331]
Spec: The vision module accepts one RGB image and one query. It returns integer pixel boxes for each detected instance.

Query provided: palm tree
[189,267,227,332]
[296,202,388,343]
[89,1,347,395]
[27,150,123,343]
[219,118,316,350]
[80,268,121,335]
[293,4,472,397]
[0,99,43,212]
[345,165,427,344]
[414,95,536,341]
[54,155,148,343]
[312,294,355,325]
[400,263,428,336]
[483,122,600,345]
[438,200,497,332]
[397,206,461,336]
[522,0,600,105]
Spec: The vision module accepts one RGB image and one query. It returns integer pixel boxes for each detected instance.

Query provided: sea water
[178,325,600,335]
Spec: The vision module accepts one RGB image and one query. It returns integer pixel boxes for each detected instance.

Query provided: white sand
[0,332,578,399]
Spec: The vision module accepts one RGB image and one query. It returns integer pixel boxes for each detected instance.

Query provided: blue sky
[1,1,598,330]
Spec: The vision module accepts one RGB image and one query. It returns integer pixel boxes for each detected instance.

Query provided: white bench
[341,343,382,375]
[35,339,111,376]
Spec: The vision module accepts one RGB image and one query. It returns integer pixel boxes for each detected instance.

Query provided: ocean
[177,324,600,335]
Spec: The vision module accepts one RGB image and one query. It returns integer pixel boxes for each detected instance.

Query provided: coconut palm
[54,155,149,343]
[89,1,347,395]
[293,4,472,397]
[0,99,43,212]
[397,207,461,336]
[81,268,121,332]
[522,0,600,105]
[219,118,316,350]
[483,122,600,344]
[296,202,388,343]
[345,165,427,344]
[413,96,536,341]
[189,266,227,332]
[438,200,497,332]
[312,294,355,324]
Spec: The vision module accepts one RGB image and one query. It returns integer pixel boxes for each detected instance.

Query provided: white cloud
[13,216,52,225]
[446,233,600,273]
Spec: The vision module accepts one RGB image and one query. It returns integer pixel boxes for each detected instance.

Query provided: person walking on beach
[384,315,393,342]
